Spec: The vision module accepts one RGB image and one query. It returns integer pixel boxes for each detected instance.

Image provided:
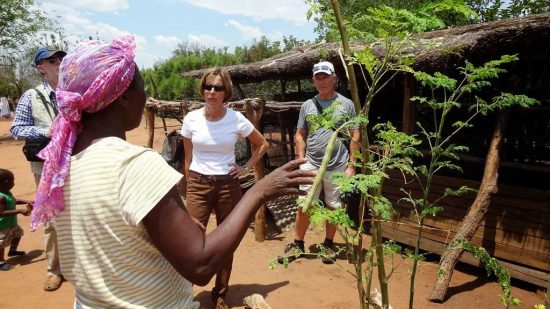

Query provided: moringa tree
[291,1,538,308]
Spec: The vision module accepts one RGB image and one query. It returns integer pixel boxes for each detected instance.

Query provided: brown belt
[188,170,234,182]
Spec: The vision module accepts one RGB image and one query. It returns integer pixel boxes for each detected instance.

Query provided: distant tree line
[0,0,69,100]
[141,35,309,101]
[0,0,547,101]
[145,0,548,101]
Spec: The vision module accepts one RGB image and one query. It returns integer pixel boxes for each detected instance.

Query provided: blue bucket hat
[34,46,67,67]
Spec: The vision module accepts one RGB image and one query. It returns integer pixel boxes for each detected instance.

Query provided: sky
[38,0,318,69]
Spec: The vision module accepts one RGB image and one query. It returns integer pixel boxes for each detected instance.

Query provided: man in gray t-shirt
[278,61,360,265]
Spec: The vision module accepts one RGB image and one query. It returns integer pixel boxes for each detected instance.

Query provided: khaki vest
[30,84,56,131]
[29,85,57,177]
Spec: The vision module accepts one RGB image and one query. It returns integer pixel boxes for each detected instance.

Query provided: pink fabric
[31,35,136,230]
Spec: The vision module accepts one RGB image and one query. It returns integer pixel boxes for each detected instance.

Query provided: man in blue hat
[10,46,66,291]
[278,60,360,265]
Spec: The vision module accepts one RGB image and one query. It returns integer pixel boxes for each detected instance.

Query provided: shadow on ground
[7,249,45,266]
[194,281,289,308]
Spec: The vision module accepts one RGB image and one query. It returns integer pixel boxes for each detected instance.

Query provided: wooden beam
[459,153,550,174]
[380,225,550,287]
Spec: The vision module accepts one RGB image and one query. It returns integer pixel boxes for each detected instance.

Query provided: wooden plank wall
[380,170,550,287]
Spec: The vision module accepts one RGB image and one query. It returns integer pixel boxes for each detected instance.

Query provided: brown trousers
[185,173,242,299]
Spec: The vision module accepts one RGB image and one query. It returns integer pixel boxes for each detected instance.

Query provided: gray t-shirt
[297,92,356,169]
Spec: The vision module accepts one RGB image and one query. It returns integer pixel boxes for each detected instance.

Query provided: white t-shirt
[57,137,198,309]
[181,107,254,175]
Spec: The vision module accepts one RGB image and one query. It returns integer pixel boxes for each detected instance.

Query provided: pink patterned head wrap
[31,35,136,230]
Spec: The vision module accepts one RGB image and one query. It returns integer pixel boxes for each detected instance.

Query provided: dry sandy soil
[0,115,545,308]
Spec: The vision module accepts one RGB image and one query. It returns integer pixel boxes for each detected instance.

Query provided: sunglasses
[203,84,225,92]
[312,65,334,73]
[40,55,64,65]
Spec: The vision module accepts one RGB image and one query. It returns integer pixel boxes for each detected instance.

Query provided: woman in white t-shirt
[181,67,268,309]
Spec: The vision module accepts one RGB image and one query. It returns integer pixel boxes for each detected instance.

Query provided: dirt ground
[0,114,545,308]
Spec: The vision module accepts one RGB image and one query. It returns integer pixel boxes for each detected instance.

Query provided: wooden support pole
[145,106,155,148]
[545,280,550,308]
[277,113,289,161]
[235,83,245,100]
[430,110,510,302]
[244,99,267,242]
[402,73,415,135]
[161,117,168,136]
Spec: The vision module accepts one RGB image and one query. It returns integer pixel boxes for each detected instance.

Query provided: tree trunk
[430,110,510,302]
[243,99,267,242]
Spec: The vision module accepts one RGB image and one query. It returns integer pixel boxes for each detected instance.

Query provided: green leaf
[413,71,457,91]
[383,240,402,257]
[421,205,444,217]
[443,186,477,197]
[309,204,354,228]
[371,195,394,220]
[457,239,521,306]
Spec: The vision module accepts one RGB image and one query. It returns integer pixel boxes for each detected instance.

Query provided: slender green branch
[301,120,355,212]
[373,70,401,97]
[440,111,480,147]
[330,0,361,113]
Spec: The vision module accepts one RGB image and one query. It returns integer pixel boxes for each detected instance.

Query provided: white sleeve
[118,149,182,226]
[181,113,193,138]
[236,112,255,137]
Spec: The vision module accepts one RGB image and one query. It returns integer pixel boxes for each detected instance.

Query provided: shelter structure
[146,13,550,290]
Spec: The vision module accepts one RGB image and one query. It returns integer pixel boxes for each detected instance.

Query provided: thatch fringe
[182,13,550,83]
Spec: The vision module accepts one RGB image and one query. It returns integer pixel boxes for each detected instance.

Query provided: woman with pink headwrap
[31,36,314,308]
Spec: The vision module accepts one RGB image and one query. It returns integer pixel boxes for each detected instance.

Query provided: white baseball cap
[312,61,335,76]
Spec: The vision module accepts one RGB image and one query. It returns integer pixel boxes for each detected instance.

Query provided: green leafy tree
[402,54,537,309]
[0,0,51,56]
[0,46,41,98]
[467,0,549,22]
[282,2,538,309]
[0,0,66,98]
[307,0,549,42]
[306,0,475,42]
[143,36,310,100]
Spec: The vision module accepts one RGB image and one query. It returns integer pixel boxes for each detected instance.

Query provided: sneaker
[320,244,337,264]
[277,242,304,264]
[0,262,13,271]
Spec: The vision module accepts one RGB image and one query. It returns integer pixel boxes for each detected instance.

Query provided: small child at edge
[0,168,32,270]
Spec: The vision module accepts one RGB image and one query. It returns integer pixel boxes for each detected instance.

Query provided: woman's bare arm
[143,159,314,285]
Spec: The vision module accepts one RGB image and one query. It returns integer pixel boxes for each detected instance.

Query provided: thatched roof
[182,13,550,83]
